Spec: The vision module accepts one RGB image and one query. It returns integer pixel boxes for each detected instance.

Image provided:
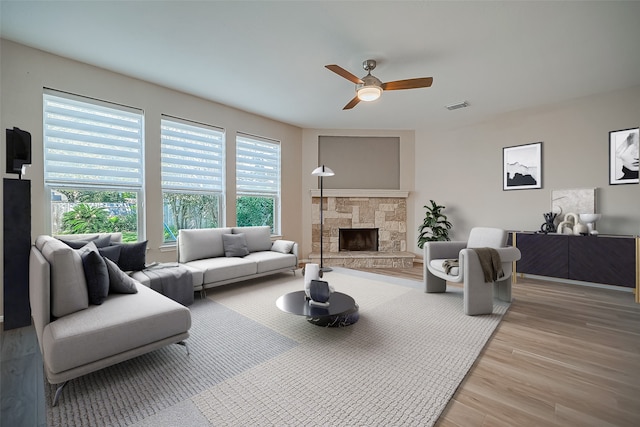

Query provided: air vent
[445,101,469,111]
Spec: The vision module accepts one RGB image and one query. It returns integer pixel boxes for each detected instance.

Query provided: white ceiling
[2,1,640,131]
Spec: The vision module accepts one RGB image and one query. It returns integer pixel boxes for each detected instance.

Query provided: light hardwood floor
[356,264,640,427]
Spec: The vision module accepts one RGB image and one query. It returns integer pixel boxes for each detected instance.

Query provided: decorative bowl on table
[579,213,602,235]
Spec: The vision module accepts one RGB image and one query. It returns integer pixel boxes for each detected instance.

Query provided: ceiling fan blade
[343,96,361,110]
[381,77,433,91]
[325,64,364,84]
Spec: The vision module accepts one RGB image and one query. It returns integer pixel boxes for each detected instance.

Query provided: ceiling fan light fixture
[357,86,382,102]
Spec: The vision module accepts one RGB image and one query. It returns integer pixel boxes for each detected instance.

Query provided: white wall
[0,40,303,318]
[413,86,640,250]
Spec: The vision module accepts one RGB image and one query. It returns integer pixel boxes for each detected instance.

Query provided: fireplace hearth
[339,228,378,252]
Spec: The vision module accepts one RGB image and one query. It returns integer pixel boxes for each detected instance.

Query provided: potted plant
[417,200,453,249]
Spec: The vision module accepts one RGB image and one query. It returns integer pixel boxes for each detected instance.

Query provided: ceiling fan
[325,59,433,110]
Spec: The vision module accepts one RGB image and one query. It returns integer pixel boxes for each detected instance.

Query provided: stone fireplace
[309,189,413,268]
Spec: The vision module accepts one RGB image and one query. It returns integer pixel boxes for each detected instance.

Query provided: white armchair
[424,227,521,315]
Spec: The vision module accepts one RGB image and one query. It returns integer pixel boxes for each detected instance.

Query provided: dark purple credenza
[511,232,638,289]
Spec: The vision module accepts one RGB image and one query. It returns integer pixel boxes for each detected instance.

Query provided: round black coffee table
[276,291,359,327]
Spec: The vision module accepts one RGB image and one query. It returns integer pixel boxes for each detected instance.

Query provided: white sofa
[177,226,298,294]
[30,234,191,405]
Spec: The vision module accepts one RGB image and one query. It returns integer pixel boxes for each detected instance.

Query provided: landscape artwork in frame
[503,142,542,190]
[609,127,639,185]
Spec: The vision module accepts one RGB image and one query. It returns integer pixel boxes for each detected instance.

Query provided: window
[161,116,224,243]
[43,90,144,241]
[235,133,280,233]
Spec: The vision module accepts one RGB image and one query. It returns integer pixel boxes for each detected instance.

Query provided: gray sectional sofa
[29,233,191,405]
[177,226,298,294]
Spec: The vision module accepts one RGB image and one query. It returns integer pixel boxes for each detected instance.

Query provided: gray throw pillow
[222,233,250,257]
[59,235,112,249]
[104,257,139,294]
[81,248,109,305]
[98,244,122,264]
[58,236,98,249]
[271,239,294,254]
[111,240,147,271]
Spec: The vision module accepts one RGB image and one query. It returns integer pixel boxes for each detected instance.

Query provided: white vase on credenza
[579,213,602,235]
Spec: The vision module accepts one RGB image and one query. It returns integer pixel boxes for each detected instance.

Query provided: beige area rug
[191,268,509,426]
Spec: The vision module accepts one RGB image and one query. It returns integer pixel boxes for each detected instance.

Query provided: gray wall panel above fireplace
[318,136,400,190]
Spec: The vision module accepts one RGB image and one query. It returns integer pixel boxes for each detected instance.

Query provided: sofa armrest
[292,242,299,259]
[494,246,521,263]
[29,246,51,354]
[424,240,468,262]
[460,246,521,282]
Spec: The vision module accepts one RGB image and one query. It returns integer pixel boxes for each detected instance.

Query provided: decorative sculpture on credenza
[557,212,601,235]
[579,213,602,235]
[539,211,558,234]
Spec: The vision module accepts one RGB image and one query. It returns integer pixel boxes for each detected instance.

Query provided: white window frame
[235,133,281,234]
[43,89,145,238]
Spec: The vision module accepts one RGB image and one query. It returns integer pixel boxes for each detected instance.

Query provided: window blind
[236,134,280,195]
[43,91,143,188]
[161,117,225,192]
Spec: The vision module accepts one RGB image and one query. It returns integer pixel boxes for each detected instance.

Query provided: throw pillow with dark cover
[81,249,109,305]
[111,240,147,271]
[59,234,112,249]
[98,244,121,264]
[104,257,139,294]
[91,235,112,248]
[58,236,98,249]
[222,233,249,257]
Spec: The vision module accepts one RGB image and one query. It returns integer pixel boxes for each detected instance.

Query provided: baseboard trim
[520,273,634,292]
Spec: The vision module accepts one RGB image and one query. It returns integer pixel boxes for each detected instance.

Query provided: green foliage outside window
[54,190,138,242]
[236,196,274,232]
[61,204,109,233]
[163,193,220,242]
[57,190,134,204]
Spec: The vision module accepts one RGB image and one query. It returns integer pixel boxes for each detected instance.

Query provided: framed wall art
[609,127,639,185]
[503,142,542,190]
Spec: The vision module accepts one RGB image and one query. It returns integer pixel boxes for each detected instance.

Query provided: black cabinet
[514,232,637,288]
[515,233,569,278]
[3,178,31,330]
[568,236,636,287]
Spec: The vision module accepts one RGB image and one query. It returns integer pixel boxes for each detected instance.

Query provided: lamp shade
[357,86,382,102]
[311,165,335,177]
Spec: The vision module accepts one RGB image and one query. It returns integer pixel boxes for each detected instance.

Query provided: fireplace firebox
[339,228,379,252]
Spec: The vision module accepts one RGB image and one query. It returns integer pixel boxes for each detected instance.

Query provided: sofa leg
[199,289,206,299]
[494,277,512,303]
[425,267,447,294]
[463,279,494,316]
[53,380,69,406]
[177,340,190,356]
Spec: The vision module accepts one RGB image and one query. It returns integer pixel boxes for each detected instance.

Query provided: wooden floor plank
[355,265,640,427]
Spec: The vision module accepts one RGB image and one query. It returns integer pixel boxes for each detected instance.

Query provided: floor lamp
[311,165,334,273]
